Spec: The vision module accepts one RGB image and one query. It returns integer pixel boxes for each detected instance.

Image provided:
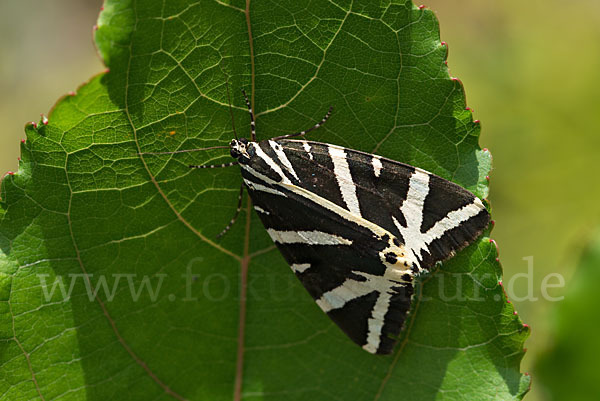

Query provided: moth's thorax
[238,140,289,184]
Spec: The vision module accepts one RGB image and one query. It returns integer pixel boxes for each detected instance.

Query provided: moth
[181,91,490,354]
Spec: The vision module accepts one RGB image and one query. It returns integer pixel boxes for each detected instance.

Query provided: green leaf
[536,230,600,401]
[0,1,529,400]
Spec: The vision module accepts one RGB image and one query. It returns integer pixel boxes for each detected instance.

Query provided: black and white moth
[189,91,490,355]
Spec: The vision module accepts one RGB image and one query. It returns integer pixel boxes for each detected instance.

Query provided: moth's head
[230,138,251,161]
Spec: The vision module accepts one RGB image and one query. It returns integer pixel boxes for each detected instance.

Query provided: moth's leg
[138,145,229,156]
[216,183,245,239]
[241,89,256,141]
[271,106,333,141]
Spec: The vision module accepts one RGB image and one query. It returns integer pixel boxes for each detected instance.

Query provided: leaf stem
[234,3,255,400]
[234,197,252,401]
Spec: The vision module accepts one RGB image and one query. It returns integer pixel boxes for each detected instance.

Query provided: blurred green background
[0,0,103,174]
[1,1,599,400]
[425,2,600,399]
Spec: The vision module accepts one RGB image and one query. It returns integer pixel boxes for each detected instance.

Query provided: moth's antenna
[224,77,238,140]
[137,145,230,156]
[190,161,239,169]
[271,106,333,141]
[241,89,256,141]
